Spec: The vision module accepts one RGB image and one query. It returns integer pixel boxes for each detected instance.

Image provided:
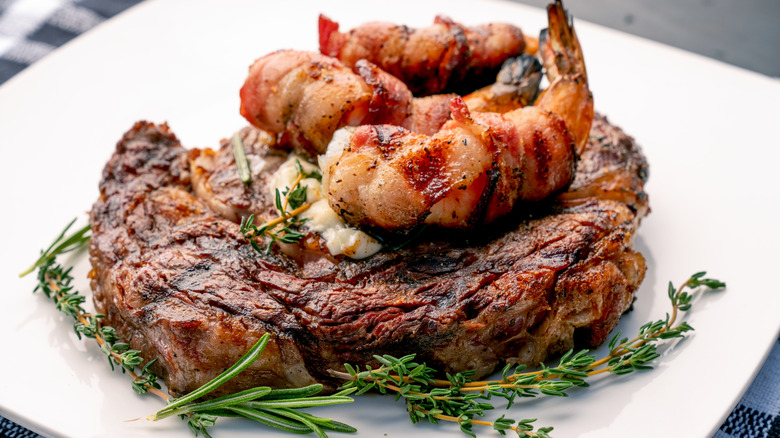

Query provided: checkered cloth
[0,0,142,83]
[0,1,778,437]
[714,336,780,438]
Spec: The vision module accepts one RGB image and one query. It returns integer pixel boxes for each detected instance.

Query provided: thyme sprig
[23,219,356,438]
[240,160,319,254]
[21,219,163,397]
[334,272,725,437]
[25,218,726,437]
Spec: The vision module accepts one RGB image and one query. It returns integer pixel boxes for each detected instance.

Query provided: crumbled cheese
[246,155,267,176]
[269,141,381,260]
[268,155,323,201]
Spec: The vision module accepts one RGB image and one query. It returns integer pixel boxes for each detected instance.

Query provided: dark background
[511,0,779,77]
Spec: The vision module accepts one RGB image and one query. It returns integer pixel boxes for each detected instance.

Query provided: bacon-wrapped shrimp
[319,14,531,95]
[239,50,454,157]
[322,0,593,232]
[239,50,541,157]
[240,51,366,157]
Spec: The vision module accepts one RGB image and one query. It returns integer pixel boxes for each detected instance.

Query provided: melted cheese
[270,143,382,260]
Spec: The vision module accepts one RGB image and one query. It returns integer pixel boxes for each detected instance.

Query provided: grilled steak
[89,114,648,397]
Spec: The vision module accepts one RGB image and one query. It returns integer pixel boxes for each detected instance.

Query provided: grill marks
[400,140,448,198]
[371,124,405,159]
[90,115,649,396]
[532,127,552,183]
[402,16,471,95]
[363,125,453,202]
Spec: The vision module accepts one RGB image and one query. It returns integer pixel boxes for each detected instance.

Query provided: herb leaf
[241,159,315,254]
[19,218,90,277]
[232,132,252,184]
[333,271,725,436]
[26,218,355,438]
[26,219,726,437]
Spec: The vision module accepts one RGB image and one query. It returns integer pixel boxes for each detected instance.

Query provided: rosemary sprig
[23,219,356,438]
[19,217,90,277]
[334,272,725,437]
[240,159,319,254]
[232,132,252,184]
[150,333,357,438]
[25,218,727,437]
[21,220,163,398]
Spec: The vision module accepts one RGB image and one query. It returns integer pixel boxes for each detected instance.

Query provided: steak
[89,114,649,397]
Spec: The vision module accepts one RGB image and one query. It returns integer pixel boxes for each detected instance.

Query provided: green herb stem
[19,218,90,277]
[239,163,315,254]
[245,203,312,238]
[335,272,725,437]
[154,334,271,420]
[232,132,252,184]
[26,218,356,438]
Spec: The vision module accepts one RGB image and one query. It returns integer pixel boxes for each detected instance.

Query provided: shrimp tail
[539,0,586,83]
[536,0,593,154]
[496,55,543,101]
[462,54,543,113]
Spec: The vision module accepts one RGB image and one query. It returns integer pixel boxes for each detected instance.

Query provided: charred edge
[532,128,552,186]
[468,166,502,228]
[402,141,447,198]
[356,61,387,122]
[498,54,543,105]
[439,17,470,89]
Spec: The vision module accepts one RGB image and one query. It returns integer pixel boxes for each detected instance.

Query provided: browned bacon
[319,14,527,95]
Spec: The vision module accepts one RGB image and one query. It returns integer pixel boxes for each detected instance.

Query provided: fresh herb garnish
[296,158,323,182]
[232,132,252,184]
[333,272,725,437]
[21,219,164,398]
[150,333,356,438]
[23,219,356,438]
[240,159,318,254]
[24,218,726,437]
[19,217,90,278]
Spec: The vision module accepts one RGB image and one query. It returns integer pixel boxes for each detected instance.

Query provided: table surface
[0,1,778,437]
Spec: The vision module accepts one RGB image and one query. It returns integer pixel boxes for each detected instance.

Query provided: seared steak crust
[90,115,648,396]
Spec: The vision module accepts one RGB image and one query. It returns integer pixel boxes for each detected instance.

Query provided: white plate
[1,0,778,437]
